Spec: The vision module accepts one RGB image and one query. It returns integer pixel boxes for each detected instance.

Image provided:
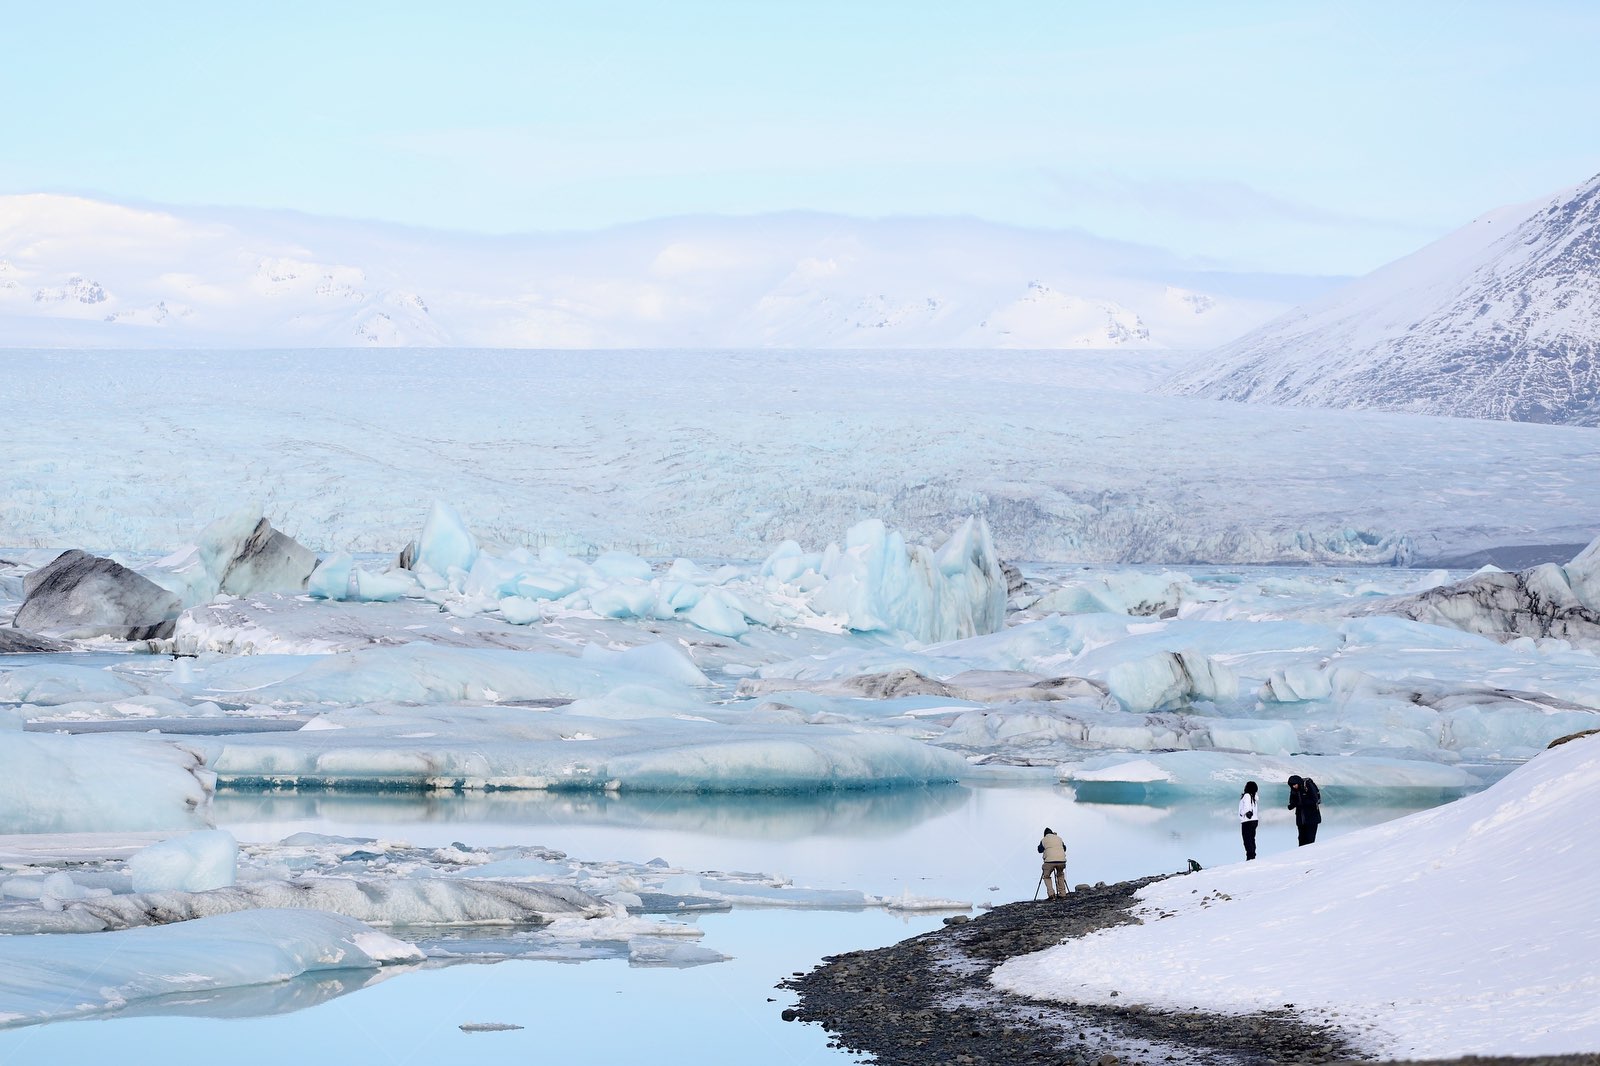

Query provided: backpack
[1302,778,1321,806]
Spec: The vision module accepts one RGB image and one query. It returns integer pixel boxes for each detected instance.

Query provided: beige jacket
[1038,832,1066,863]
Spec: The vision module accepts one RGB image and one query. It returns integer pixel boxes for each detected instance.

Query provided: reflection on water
[213,780,1464,902]
[213,782,974,840]
[0,782,1475,1065]
[83,965,410,1025]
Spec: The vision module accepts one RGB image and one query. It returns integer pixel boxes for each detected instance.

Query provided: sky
[3,1,1599,276]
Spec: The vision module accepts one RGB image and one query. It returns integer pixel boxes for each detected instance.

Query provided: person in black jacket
[1287,774,1321,845]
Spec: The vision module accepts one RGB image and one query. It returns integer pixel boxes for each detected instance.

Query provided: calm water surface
[0,782,1457,1066]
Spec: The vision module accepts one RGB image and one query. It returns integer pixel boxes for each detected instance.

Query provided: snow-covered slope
[0,195,1321,349]
[992,733,1600,1058]
[1164,174,1600,425]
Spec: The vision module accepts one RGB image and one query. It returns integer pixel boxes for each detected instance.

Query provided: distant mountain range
[0,194,1333,349]
[1165,174,1600,426]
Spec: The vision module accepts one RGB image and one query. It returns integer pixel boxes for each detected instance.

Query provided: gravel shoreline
[780,875,1599,1066]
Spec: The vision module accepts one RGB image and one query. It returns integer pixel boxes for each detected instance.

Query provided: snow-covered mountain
[0,194,1327,349]
[1163,173,1600,425]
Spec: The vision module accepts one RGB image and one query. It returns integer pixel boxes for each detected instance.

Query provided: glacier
[1165,173,1600,426]
[6,348,1600,565]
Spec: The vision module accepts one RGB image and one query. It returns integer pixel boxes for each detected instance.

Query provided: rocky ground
[780,875,1599,1066]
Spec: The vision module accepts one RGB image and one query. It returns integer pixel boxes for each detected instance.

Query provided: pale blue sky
[4,1,1597,274]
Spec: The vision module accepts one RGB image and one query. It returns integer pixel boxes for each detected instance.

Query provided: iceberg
[0,909,421,1029]
[1104,650,1238,712]
[0,733,213,833]
[0,876,610,935]
[410,500,479,580]
[128,830,239,893]
[792,517,1007,643]
[203,712,967,792]
[12,550,180,640]
[1060,749,1481,801]
[144,510,320,608]
[1364,535,1600,648]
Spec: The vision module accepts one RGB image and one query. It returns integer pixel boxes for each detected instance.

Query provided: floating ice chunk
[579,641,710,686]
[0,909,420,1029]
[1031,570,1199,618]
[307,552,354,599]
[0,876,610,935]
[0,733,213,833]
[588,582,657,619]
[1061,750,1479,800]
[228,643,616,705]
[592,551,653,582]
[128,830,238,893]
[627,939,730,967]
[0,663,144,705]
[414,501,479,578]
[352,567,414,601]
[1565,534,1600,606]
[212,514,319,597]
[1365,543,1600,649]
[1105,651,1238,712]
[204,711,965,792]
[1261,663,1335,702]
[760,540,823,584]
[784,516,1006,643]
[148,510,319,605]
[686,588,750,637]
[499,596,545,625]
[880,889,972,911]
[939,707,1297,757]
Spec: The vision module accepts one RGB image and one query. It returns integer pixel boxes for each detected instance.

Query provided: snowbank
[994,735,1600,1058]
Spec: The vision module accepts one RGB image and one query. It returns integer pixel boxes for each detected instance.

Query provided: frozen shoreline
[785,877,1361,1066]
[786,879,1600,1065]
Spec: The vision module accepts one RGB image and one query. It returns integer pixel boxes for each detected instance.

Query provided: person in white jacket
[1036,827,1067,899]
[1238,781,1259,860]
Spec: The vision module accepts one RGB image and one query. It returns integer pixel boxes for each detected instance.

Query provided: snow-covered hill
[0,194,1324,350]
[993,733,1600,1058]
[1164,174,1600,425]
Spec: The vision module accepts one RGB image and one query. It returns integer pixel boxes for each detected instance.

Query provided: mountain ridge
[1163,174,1600,425]
[0,193,1335,350]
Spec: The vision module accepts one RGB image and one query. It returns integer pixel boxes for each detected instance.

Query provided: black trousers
[1297,822,1318,846]
[1241,820,1258,859]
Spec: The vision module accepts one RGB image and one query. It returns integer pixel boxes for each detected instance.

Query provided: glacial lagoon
[0,767,1467,1066]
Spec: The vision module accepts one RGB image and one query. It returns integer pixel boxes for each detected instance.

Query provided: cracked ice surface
[6,348,1600,563]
